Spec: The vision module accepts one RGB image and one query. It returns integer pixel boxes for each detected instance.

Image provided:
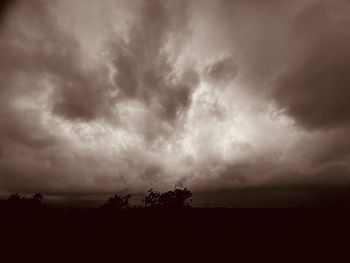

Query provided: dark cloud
[0,0,15,27]
[204,56,238,83]
[207,0,299,85]
[0,0,114,122]
[274,0,350,130]
[111,0,199,125]
[0,0,117,194]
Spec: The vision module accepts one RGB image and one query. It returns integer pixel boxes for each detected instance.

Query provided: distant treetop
[143,186,192,208]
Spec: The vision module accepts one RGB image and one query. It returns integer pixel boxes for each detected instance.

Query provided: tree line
[4,186,192,210]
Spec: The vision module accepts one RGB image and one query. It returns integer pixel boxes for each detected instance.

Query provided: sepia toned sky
[0,0,349,204]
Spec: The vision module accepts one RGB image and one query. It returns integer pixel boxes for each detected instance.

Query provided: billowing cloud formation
[0,0,349,205]
[111,0,199,124]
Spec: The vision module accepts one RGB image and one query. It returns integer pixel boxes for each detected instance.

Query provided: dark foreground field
[1,203,350,260]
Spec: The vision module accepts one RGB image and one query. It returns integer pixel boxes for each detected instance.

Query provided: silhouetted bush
[28,193,44,207]
[6,193,44,211]
[101,194,131,210]
[33,193,44,202]
[8,193,21,203]
[143,188,162,207]
[143,186,192,208]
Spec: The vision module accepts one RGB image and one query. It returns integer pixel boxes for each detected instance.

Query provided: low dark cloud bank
[0,0,349,206]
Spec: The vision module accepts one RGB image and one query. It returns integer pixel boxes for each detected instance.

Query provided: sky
[0,0,349,206]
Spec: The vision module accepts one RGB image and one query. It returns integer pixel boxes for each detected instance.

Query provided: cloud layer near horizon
[0,0,349,196]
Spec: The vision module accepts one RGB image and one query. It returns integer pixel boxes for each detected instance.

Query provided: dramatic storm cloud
[0,0,349,205]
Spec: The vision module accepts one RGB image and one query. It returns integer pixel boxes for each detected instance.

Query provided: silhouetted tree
[33,193,44,202]
[173,187,192,207]
[143,188,162,207]
[31,193,44,206]
[8,193,21,203]
[143,186,192,208]
[102,194,131,210]
[7,193,44,209]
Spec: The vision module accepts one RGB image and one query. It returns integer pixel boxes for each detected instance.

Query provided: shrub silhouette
[143,186,192,208]
[143,188,162,207]
[30,193,44,207]
[102,194,131,210]
[7,193,44,209]
[8,193,21,203]
[33,193,44,202]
